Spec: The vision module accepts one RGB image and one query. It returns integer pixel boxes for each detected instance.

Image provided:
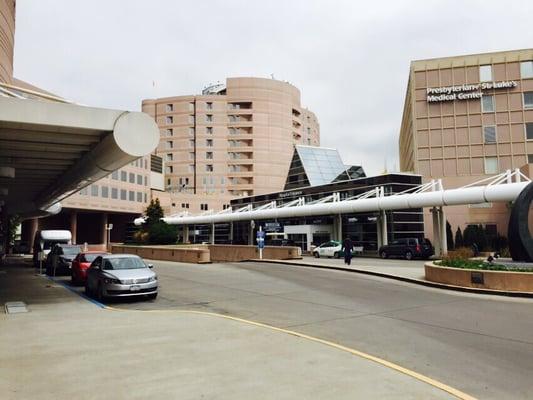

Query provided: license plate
[130,285,141,292]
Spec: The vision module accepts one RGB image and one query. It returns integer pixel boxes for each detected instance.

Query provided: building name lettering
[278,190,302,198]
[426,80,518,103]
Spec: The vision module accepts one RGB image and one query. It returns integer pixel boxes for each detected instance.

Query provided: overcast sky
[13,0,533,175]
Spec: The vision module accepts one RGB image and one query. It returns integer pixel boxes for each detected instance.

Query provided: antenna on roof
[270,73,275,79]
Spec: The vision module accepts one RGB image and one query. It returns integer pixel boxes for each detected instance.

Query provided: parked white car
[312,241,343,258]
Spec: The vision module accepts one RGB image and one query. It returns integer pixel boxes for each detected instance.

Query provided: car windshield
[62,246,81,255]
[103,257,147,270]
[84,253,105,262]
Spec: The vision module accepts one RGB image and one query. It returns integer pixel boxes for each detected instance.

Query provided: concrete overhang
[0,96,159,217]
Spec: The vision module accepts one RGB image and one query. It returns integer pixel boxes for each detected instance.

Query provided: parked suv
[378,238,434,260]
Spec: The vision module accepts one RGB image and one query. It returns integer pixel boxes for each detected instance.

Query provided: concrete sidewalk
[0,259,462,399]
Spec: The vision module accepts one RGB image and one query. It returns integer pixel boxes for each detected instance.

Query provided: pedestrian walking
[342,236,354,266]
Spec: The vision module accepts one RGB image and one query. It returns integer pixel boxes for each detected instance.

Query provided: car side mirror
[147,263,154,269]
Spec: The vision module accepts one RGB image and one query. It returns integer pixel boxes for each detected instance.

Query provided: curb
[247,259,533,299]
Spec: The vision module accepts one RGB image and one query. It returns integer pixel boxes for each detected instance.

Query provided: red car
[71,251,109,285]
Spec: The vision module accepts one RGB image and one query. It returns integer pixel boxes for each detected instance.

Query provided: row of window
[479,123,533,143]
[480,61,533,82]
[110,170,148,186]
[165,102,212,113]
[79,185,147,203]
[164,114,254,125]
[128,158,148,169]
[481,92,533,112]
[166,102,257,113]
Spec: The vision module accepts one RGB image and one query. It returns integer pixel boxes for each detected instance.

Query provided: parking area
[1,257,462,400]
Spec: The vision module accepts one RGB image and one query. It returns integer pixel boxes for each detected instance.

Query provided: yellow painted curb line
[105,306,476,400]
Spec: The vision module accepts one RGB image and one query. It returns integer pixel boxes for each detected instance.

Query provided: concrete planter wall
[111,244,302,264]
[425,262,533,292]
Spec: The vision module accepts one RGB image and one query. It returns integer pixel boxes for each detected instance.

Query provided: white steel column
[333,214,342,241]
[439,206,448,256]
[432,207,442,256]
[210,223,215,244]
[229,222,234,244]
[183,225,189,244]
[380,210,388,246]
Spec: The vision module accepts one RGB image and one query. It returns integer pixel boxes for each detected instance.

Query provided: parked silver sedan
[85,254,158,301]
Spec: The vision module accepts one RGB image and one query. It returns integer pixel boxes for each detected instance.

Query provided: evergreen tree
[145,198,164,227]
[446,220,454,250]
[455,227,464,248]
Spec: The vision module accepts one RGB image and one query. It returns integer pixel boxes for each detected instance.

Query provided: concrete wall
[112,244,211,264]
[425,262,533,292]
[208,244,301,262]
[111,244,301,264]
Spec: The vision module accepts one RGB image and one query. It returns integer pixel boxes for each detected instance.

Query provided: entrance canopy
[0,83,159,217]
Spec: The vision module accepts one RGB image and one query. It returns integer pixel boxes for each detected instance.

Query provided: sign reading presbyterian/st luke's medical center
[426,80,518,103]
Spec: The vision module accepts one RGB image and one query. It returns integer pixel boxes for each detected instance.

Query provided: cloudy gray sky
[13,0,532,175]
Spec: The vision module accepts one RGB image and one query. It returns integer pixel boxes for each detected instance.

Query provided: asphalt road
[76,259,533,399]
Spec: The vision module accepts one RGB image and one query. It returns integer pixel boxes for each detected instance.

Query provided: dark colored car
[268,238,296,247]
[378,238,434,260]
[46,244,82,276]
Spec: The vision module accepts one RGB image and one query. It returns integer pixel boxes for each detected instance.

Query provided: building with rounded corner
[142,77,320,215]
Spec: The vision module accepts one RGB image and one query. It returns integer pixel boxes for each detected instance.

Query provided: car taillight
[416,244,421,252]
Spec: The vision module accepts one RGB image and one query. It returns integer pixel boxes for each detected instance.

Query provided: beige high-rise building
[0,0,15,85]
[399,49,533,239]
[142,77,320,214]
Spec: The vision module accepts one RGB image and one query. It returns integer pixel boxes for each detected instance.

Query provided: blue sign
[256,230,265,249]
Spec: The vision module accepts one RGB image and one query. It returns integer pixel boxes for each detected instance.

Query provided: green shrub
[148,222,178,245]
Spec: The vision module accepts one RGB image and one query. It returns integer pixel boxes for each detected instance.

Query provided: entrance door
[287,234,307,252]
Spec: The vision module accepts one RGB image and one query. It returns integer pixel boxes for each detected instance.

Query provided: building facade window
[188,164,194,173]
[189,127,195,136]
[479,65,492,82]
[189,102,194,111]
[189,115,195,123]
[101,186,109,198]
[521,61,533,79]
[120,189,127,200]
[166,116,173,124]
[144,193,147,202]
[200,203,208,211]
[483,126,496,143]
[484,157,498,174]
[206,164,213,172]
[189,139,195,148]
[206,152,213,159]
[166,104,173,112]
[188,152,194,160]
[206,127,213,134]
[206,102,213,110]
[129,173,135,183]
[206,139,213,147]
[120,171,127,182]
[79,187,88,195]
[528,154,533,164]
[136,192,143,202]
[526,123,533,140]
[524,92,533,109]
[166,140,173,149]
[111,170,118,180]
[206,114,213,122]
[166,153,173,161]
[163,128,173,137]
[111,188,118,199]
[481,95,494,112]
[228,127,236,135]
[129,191,135,201]
[137,174,142,185]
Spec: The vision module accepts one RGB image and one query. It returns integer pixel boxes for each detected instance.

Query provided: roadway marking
[105,305,477,400]
[47,274,477,399]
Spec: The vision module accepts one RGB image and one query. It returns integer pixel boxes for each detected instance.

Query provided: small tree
[455,227,464,248]
[145,198,164,228]
[446,220,454,250]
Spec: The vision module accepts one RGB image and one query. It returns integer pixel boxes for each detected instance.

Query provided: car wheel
[380,250,387,259]
[405,251,413,260]
[147,293,158,300]
[333,252,340,259]
[313,252,320,258]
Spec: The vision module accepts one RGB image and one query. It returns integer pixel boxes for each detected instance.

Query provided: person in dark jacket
[342,236,354,265]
